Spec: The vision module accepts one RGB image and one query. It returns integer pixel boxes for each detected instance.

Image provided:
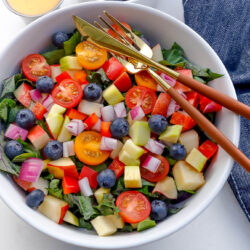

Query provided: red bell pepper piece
[74,70,88,84]
[198,140,218,159]
[101,121,111,137]
[174,69,192,92]
[31,102,47,120]
[186,92,199,107]
[66,109,87,121]
[113,72,132,92]
[84,113,99,129]
[199,95,222,113]
[62,176,80,194]
[102,57,126,81]
[151,93,171,116]
[59,204,69,224]
[79,166,98,188]
[55,71,72,83]
[170,111,196,131]
[108,158,125,179]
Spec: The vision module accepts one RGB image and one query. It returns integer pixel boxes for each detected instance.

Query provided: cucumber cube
[185,148,207,172]
[119,149,140,166]
[124,166,142,188]
[137,219,156,232]
[129,121,150,146]
[60,56,82,71]
[94,187,110,204]
[159,125,182,144]
[122,139,145,159]
[103,84,124,105]
[91,216,117,236]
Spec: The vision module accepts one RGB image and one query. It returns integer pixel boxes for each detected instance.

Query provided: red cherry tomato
[52,79,83,108]
[125,86,157,114]
[116,191,151,223]
[140,154,170,182]
[22,54,51,82]
[108,22,133,44]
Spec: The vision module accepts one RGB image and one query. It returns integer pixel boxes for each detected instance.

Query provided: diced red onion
[42,95,54,110]
[100,136,118,151]
[130,106,145,120]
[142,155,161,173]
[19,158,44,183]
[101,105,116,122]
[29,89,42,102]
[5,124,28,141]
[114,102,126,118]
[145,138,165,155]
[92,118,101,132]
[66,119,85,136]
[160,73,176,87]
[63,141,75,157]
[79,177,93,196]
[167,99,179,117]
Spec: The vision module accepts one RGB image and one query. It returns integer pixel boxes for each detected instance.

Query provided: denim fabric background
[183,0,250,221]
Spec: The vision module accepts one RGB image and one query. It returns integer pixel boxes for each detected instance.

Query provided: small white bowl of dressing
[2,0,64,18]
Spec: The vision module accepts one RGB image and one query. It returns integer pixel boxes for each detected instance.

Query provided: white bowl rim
[0,1,240,249]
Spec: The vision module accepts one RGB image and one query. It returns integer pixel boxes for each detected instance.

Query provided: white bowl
[0,1,239,249]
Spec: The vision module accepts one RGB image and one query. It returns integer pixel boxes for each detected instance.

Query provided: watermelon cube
[14,83,33,107]
[27,125,50,150]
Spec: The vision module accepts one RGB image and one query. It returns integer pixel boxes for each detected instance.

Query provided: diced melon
[159,125,182,144]
[152,43,163,62]
[63,210,79,227]
[106,215,125,229]
[78,100,103,117]
[57,116,72,142]
[129,121,150,146]
[185,148,207,172]
[124,166,142,188]
[179,130,199,153]
[110,140,123,160]
[94,187,110,204]
[153,176,177,199]
[103,84,124,105]
[91,216,117,236]
[119,149,140,166]
[46,114,64,139]
[172,161,205,191]
[27,125,50,150]
[60,56,82,71]
[47,104,66,118]
[122,139,145,159]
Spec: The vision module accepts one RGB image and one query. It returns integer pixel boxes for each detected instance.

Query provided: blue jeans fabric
[183,0,250,221]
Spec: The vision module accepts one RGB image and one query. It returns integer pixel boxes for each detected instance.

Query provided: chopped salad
[0,21,223,236]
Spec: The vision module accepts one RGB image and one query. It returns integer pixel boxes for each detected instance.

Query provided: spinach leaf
[12,152,40,162]
[43,173,54,181]
[111,177,128,196]
[137,185,159,198]
[48,179,63,199]
[0,98,16,122]
[165,155,177,166]
[95,193,120,216]
[70,156,83,172]
[79,218,92,230]
[119,224,133,232]
[0,76,16,101]
[64,31,81,55]
[86,71,110,89]
[8,105,23,123]
[141,179,155,187]
[63,193,76,208]
[15,77,34,87]
[90,163,108,173]
[42,49,65,65]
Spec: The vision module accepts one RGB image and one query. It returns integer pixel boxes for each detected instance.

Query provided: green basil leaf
[64,31,81,55]
[90,163,107,173]
[48,179,63,199]
[12,152,37,162]
[137,185,159,198]
[42,49,65,65]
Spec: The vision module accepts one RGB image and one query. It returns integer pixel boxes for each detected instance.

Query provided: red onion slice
[130,106,145,120]
[92,118,101,132]
[145,138,165,155]
[5,124,28,141]
[42,95,54,110]
[160,73,176,87]
[79,177,93,196]
[100,136,118,151]
[114,102,126,118]
[29,89,42,102]
[63,141,75,157]
[66,119,85,136]
[101,105,116,122]
[142,155,161,173]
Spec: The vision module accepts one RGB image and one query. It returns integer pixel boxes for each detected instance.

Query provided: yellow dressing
[7,0,61,16]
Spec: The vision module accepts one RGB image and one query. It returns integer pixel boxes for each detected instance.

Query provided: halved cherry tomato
[114,72,132,92]
[108,22,133,44]
[76,41,107,70]
[108,158,125,179]
[140,154,169,182]
[51,79,83,108]
[74,131,110,165]
[116,191,151,223]
[174,69,192,92]
[135,71,157,91]
[151,93,171,116]
[125,86,157,114]
[22,54,51,82]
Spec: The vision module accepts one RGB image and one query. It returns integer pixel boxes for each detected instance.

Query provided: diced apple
[152,43,163,62]
[110,140,123,160]
[159,125,182,144]
[51,64,62,82]
[124,166,142,188]
[27,177,49,195]
[179,129,199,153]
[14,83,33,107]
[63,210,79,227]
[46,114,64,139]
[106,215,124,229]
[27,125,50,150]
[57,116,72,142]
[102,84,124,105]
[122,139,145,160]
[91,216,117,236]
[172,161,205,191]
[119,149,140,166]
[94,187,110,204]
[185,148,207,172]
[78,100,103,117]
[47,104,66,118]
[129,121,150,146]
[60,56,82,71]
[38,195,69,224]
[153,176,177,199]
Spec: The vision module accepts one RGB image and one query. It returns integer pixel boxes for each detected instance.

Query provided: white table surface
[0,1,249,250]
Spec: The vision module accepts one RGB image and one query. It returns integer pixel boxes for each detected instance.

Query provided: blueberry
[150,200,168,221]
[97,169,116,188]
[148,115,168,134]
[16,109,36,129]
[52,31,69,48]
[110,118,129,139]
[169,143,187,160]
[26,189,45,208]
[84,83,102,101]
[4,140,24,160]
[44,140,63,160]
[36,76,54,93]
